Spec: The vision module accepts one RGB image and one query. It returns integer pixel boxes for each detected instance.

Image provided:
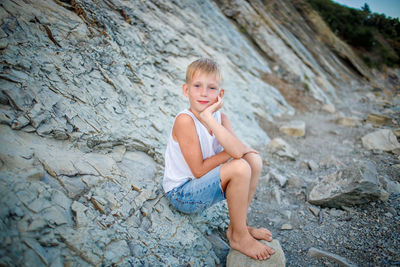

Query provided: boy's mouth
[197,100,209,105]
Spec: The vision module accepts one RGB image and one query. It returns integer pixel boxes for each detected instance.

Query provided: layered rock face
[0,0,376,266]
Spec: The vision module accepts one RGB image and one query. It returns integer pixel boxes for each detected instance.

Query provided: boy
[163,58,274,260]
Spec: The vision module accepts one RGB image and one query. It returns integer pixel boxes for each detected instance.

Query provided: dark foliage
[308,0,400,68]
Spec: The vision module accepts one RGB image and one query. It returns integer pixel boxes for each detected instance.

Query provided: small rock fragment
[308,247,357,267]
[319,155,341,169]
[91,196,106,214]
[287,176,302,188]
[308,206,320,217]
[307,160,318,171]
[334,116,361,127]
[322,104,335,113]
[279,120,306,137]
[266,138,299,160]
[281,223,292,230]
[71,201,89,227]
[366,113,393,127]
[268,169,288,187]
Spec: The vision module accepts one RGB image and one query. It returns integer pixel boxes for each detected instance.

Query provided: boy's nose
[200,87,208,96]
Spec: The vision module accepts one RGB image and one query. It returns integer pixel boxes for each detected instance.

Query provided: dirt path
[247,79,400,266]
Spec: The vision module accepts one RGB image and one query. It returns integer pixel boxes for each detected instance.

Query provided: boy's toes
[248,226,273,241]
[263,250,270,260]
[267,246,275,255]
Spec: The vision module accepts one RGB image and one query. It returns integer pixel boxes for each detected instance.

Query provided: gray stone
[281,223,293,230]
[226,239,286,267]
[366,113,393,127]
[308,247,356,267]
[117,151,157,189]
[307,160,319,171]
[38,231,59,247]
[267,169,288,187]
[319,155,341,169]
[334,116,362,127]
[23,248,44,267]
[308,206,320,217]
[27,216,47,231]
[266,138,299,160]
[28,198,52,213]
[57,227,111,265]
[327,208,345,217]
[23,238,49,265]
[71,201,89,227]
[362,129,400,151]
[286,176,303,188]
[58,176,88,199]
[104,240,130,266]
[51,190,72,210]
[308,161,387,207]
[394,128,400,137]
[42,206,70,226]
[205,234,230,264]
[10,206,24,217]
[322,103,335,113]
[109,145,126,162]
[279,120,306,137]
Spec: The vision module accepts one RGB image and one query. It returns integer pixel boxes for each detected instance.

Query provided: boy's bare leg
[242,152,273,242]
[221,159,273,260]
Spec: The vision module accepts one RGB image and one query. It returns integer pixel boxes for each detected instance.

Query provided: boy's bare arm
[220,112,259,156]
[174,114,232,178]
[199,96,254,158]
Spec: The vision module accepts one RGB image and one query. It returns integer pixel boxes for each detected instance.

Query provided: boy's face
[183,71,224,114]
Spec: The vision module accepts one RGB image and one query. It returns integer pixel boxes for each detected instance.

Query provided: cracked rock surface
[1,0,399,266]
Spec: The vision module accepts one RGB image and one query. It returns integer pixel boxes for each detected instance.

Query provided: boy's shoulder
[175,112,194,124]
[172,112,197,142]
[173,112,196,131]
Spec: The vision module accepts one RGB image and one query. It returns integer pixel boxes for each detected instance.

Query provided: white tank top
[163,109,223,193]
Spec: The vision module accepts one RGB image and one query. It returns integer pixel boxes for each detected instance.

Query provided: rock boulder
[226,239,286,267]
[308,161,387,208]
[361,129,400,151]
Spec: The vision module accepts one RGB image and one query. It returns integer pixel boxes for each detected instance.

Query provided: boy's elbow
[192,170,203,179]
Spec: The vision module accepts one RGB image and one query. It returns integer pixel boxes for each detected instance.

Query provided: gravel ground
[246,80,400,266]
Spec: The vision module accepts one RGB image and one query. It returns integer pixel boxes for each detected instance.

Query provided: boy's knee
[231,158,251,178]
[251,153,263,172]
[244,152,262,172]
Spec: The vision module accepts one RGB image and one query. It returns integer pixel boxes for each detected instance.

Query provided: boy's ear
[182,83,189,97]
[219,88,225,98]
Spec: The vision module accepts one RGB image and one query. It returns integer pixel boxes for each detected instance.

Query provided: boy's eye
[194,84,200,88]
[210,87,216,90]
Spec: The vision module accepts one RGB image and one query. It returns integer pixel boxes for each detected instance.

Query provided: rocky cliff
[0,0,398,266]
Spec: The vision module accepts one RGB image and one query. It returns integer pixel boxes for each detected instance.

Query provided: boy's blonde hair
[186,58,222,84]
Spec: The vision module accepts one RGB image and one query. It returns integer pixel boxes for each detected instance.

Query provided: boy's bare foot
[227,229,273,260]
[228,225,273,242]
[226,225,275,260]
[248,226,273,242]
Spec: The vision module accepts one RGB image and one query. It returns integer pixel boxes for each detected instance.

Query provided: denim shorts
[166,166,226,214]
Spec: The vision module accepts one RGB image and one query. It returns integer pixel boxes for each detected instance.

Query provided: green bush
[308,0,400,67]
